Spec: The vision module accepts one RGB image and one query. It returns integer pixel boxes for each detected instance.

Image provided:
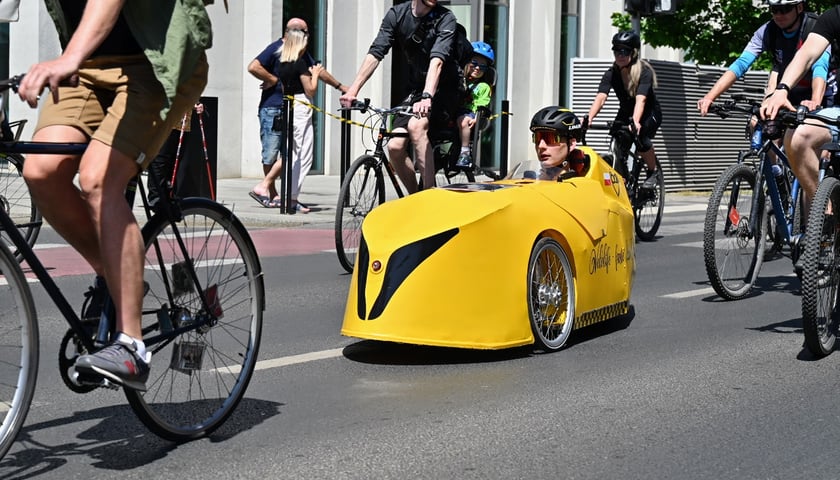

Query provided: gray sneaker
[75,339,150,391]
[455,152,472,169]
[642,169,660,189]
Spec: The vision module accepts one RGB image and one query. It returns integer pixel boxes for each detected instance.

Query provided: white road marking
[664,204,708,214]
[32,243,67,250]
[662,287,716,299]
[212,347,345,374]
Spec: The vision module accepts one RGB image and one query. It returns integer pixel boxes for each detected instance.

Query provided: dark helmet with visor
[530,107,582,140]
[612,30,641,50]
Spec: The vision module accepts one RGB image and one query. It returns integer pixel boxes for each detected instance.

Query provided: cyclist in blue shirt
[763,6,840,211]
[698,0,832,116]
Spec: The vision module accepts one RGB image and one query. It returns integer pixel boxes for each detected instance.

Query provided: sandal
[248,191,273,208]
[293,201,310,214]
[268,197,284,208]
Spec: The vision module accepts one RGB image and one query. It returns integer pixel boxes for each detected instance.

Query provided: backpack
[763,11,819,68]
[409,7,473,95]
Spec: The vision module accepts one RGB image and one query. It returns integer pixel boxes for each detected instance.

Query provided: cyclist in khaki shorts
[16,0,212,391]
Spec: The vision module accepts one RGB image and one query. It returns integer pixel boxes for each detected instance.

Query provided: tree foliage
[612,0,838,68]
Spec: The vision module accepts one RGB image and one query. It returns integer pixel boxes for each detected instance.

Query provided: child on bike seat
[455,42,494,169]
[529,106,589,180]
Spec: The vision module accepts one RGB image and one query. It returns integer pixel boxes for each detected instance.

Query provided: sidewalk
[210,175,344,229]
[201,174,711,230]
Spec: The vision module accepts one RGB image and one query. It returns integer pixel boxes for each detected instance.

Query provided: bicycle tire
[335,155,385,273]
[0,239,39,460]
[801,177,840,357]
[126,198,264,441]
[527,237,575,351]
[702,163,767,300]
[0,153,41,262]
[634,155,664,241]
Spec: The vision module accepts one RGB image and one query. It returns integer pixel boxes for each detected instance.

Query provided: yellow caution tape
[284,95,512,129]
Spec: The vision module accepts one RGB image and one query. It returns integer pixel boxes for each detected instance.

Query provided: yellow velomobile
[341,146,635,351]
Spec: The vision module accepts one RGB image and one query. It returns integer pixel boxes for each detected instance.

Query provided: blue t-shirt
[254,40,317,109]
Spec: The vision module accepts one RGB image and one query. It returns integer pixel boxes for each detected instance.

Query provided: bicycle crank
[58,321,100,393]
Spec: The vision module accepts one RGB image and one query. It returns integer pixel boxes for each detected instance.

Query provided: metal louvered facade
[571,58,769,192]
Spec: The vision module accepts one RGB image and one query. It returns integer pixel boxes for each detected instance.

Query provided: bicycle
[0,117,41,262]
[585,118,665,241]
[788,110,840,357]
[702,96,804,301]
[334,98,476,273]
[0,76,264,460]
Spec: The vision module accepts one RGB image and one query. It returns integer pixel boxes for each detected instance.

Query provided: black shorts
[637,112,662,152]
[391,89,461,131]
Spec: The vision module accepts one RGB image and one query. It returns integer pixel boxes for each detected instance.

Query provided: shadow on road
[0,397,282,479]
[343,306,636,365]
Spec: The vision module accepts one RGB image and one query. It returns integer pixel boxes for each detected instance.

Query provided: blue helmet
[471,41,495,64]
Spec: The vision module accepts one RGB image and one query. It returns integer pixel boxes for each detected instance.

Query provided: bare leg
[24,126,102,271]
[408,116,435,189]
[787,123,829,217]
[459,115,471,148]
[79,141,145,338]
[387,132,418,195]
[254,158,283,199]
[24,131,143,338]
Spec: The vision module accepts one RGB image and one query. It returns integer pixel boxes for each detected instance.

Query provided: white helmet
[766,0,803,5]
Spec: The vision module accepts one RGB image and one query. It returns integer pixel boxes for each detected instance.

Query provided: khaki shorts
[35,53,208,169]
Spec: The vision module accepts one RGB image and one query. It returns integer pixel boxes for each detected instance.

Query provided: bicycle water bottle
[751,124,763,150]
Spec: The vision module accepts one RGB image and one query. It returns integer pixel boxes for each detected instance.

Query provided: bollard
[500,99,510,178]
[281,96,295,214]
[341,108,351,185]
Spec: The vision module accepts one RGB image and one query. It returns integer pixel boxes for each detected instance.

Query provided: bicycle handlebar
[776,106,840,129]
[0,74,79,94]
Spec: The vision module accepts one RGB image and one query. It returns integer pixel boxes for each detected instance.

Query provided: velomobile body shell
[341,146,635,349]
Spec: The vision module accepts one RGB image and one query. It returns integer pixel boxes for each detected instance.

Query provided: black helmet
[530,107,582,140]
[766,0,803,5]
[612,30,641,50]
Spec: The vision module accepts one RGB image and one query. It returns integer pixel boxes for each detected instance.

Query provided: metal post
[282,96,295,214]
[500,99,510,178]
[341,108,351,185]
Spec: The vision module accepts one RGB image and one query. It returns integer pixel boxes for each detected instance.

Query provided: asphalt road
[1,196,839,479]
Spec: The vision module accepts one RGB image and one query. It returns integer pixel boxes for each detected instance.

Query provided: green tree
[613,0,837,68]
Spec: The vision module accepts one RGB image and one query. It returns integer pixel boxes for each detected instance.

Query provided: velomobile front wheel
[527,237,575,351]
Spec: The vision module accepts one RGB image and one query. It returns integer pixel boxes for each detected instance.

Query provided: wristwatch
[776,83,791,93]
[420,92,433,100]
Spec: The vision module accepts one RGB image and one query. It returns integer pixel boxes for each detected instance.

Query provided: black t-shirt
[367,2,460,93]
[277,56,311,96]
[812,6,840,44]
[596,64,661,123]
[60,0,142,57]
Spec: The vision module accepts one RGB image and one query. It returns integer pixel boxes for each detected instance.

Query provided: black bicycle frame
[0,140,216,354]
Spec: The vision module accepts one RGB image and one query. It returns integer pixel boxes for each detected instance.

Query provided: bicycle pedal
[71,369,120,390]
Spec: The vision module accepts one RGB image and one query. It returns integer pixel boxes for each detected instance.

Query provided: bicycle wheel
[801,177,840,357]
[0,153,41,262]
[126,198,264,441]
[634,155,664,241]
[335,155,385,273]
[703,163,767,300]
[527,237,575,351]
[0,239,39,460]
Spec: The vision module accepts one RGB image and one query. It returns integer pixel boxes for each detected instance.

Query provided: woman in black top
[587,31,662,186]
[250,28,321,211]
